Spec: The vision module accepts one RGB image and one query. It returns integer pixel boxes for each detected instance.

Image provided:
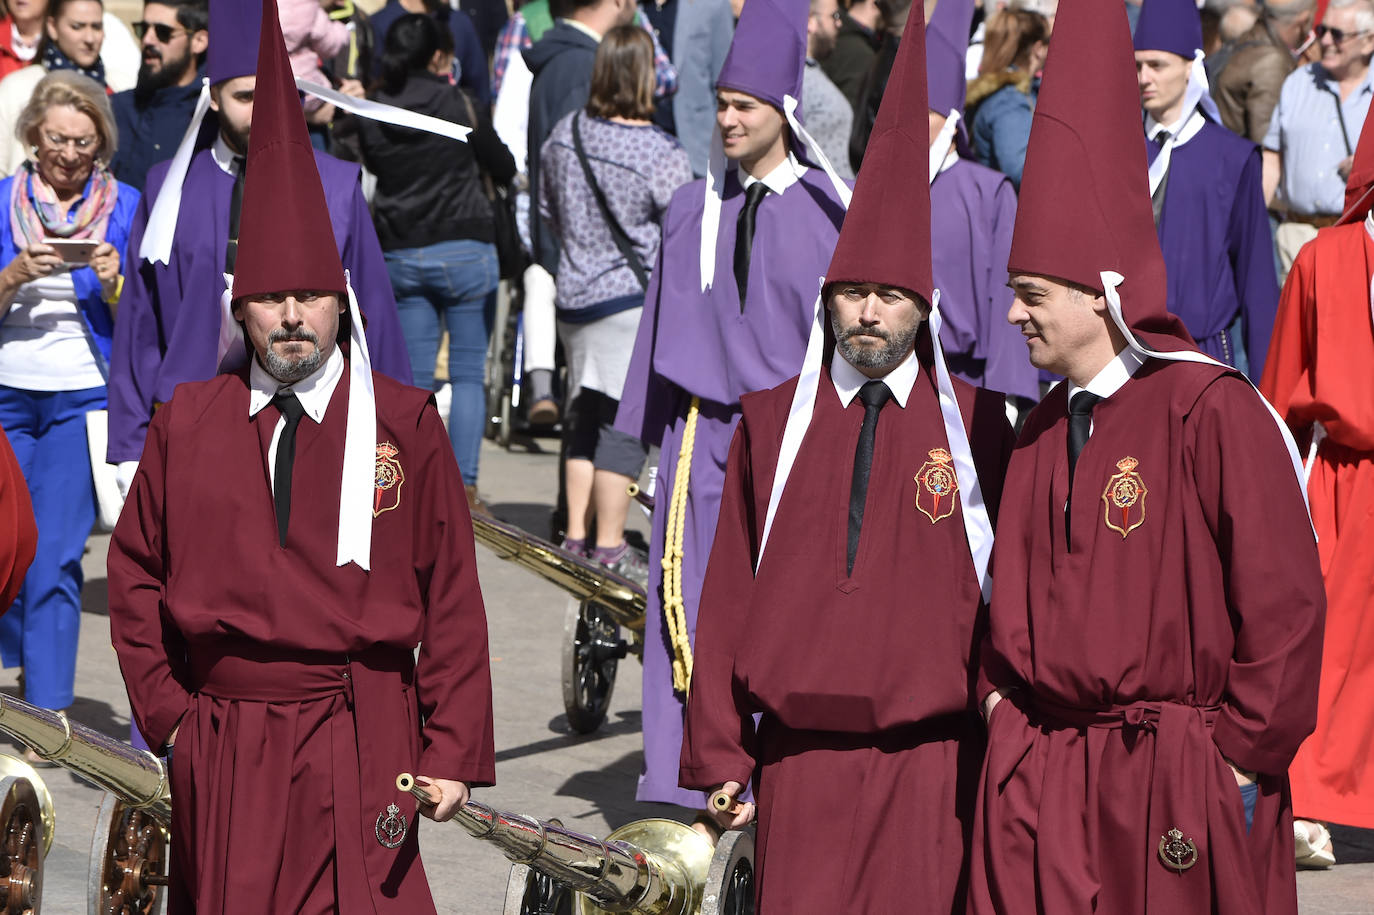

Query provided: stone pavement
[6,437,1371,912]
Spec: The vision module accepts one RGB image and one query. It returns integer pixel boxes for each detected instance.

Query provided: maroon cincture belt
[1033,698,1220,733]
[188,642,414,703]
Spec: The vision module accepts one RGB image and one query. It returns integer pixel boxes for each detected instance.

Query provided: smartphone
[42,238,100,264]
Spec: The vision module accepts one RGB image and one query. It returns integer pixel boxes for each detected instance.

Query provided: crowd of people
[0,0,1363,910]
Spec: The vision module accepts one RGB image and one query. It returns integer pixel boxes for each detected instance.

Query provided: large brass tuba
[396,774,753,915]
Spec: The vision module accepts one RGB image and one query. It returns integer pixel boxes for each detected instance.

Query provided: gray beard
[262,329,324,383]
[832,313,920,370]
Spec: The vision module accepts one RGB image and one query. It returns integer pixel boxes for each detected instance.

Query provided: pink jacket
[278,0,347,109]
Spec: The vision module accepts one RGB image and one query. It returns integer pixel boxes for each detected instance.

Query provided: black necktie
[1066,391,1102,541]
[226,155,246,273]
[272,392,306,547]
[1150,130,1169,225]
[847,380,892,576]
[733,181,770,312]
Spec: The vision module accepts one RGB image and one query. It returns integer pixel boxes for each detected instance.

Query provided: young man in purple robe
[108,2,493,911]
[105,0,411,487]
[1134,0,1279,377]
[969,1,1325,912]
[614,0,851,814]
[679,4,1012,909]
[926,0,1038,421]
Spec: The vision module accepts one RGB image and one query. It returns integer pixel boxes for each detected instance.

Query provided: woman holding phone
[0,70,135,745]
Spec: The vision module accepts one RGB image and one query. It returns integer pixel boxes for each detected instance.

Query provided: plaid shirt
[491,11,678,100]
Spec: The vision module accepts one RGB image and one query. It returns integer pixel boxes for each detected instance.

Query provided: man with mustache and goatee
[106,2,493,911]
[969,0,1324,912]
[679,3,1013,910]
[109,0,208,190]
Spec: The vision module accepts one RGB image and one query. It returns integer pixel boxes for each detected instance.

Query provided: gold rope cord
[661,396,700,694]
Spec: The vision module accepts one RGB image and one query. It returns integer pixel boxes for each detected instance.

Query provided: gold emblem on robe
[915,448,959,523]
[374,442,405,517]
[1102,456,1147,538]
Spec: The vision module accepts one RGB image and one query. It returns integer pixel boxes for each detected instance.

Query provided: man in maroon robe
[106,2,494,912]
[969,1,1325,913]
[679,6,1012,910]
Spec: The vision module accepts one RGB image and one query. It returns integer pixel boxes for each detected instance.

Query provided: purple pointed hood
[927,0,975,115]
[1132,0,1203,58]
[207,0,261,85]
[716,0,809,118]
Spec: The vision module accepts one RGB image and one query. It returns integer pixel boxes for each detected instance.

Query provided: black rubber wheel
[561,600,620,734]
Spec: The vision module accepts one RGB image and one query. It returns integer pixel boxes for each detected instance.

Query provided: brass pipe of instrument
[398,774,703,914]
[0,694,170,825]
[626,483,655,513]
[470,515,647,631]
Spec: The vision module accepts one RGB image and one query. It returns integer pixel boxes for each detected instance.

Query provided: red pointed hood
[1007,0,1195,354]
[230,0,347,303]
[822,0,932,301]
[1341,69,1374,224]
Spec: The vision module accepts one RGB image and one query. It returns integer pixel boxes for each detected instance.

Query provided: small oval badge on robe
[1158,826,1199,872]
[1102,456,1147,538]
[915,448,959,523]
[374,442,405,517]
[376,802,408,848]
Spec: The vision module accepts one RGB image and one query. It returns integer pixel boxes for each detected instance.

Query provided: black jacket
[357,72,516,251]
[523,22,598,273]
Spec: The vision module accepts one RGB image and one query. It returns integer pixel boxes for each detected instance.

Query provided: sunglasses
[132,20,189,43]
[1316,23,1370,44]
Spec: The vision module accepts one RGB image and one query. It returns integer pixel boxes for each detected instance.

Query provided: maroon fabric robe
[680,354,1013,913]
[107,366,495,915]
[970,359,1324,915]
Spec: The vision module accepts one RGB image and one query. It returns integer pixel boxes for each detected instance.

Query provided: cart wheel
[88,793,168,915]
[0,775,45,915]
[700,829,755,915]
[561,599,621,734]
[502,863,575,915]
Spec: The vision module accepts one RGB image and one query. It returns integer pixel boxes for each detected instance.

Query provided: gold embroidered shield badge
[374,442,404,517]
[1102,456,1147,538]
[915,448,959,523]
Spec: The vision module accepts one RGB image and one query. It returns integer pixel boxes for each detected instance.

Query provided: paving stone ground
[7,436,1370,912]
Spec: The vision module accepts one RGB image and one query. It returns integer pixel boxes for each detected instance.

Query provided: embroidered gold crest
[374,442,404,517]
[915,448,959,523]
[1102,456,1147,538]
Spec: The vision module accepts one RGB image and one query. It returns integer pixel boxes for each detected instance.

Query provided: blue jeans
[385,238,498,486]
[0,384,104,709]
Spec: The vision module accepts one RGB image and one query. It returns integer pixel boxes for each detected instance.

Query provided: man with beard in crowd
[110,0,209,190]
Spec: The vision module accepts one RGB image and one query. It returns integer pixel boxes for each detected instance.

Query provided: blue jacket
[967,71,1036,189]
[110,78,210,192]
[0,172,141,370]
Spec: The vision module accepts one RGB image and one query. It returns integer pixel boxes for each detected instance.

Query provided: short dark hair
[377,13,447,95]
[586,25,655,121]
[550,0,603,17]
[145,0,209,34]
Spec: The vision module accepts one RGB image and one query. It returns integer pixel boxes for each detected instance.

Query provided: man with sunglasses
[1263,0,1374,280]
[109,0,208,191]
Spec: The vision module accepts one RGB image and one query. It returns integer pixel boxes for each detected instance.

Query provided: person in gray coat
[638,0,735,176]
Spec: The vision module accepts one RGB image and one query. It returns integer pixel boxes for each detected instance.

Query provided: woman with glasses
[0,71,137,750]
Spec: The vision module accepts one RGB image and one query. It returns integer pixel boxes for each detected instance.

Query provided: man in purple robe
[927,0,1038,418]
[1134,0,1279,377]
[105,0,411,479]
[614,0,850,812]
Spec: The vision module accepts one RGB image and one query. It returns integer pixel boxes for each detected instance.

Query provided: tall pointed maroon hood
[1008,0,1195,354]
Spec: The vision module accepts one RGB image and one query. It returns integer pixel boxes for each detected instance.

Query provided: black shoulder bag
[571,113,649,290]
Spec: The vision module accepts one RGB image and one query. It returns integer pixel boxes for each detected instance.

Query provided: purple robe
[930,158,1037,400]
[615,167,847,806]
[106,147,413,464]
[1148,120,1279,378]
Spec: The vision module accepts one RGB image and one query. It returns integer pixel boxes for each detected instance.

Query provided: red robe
[971,359,1324,915]
[680,357,1013,914]
[1260,222,1374,828]
[107,366,495,915]
[0,423,35,613]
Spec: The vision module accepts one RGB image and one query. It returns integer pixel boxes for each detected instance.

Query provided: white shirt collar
[740,151,807,195]
[1144,107,1204,147]
[1066,347,1146,404]
[248,345,345,424]
[831,347,920,408]
[559,17,602,42]
[211,134,246,177]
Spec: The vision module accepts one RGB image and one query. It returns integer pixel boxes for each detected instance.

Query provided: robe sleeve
[0,423,35,615]
[679,418,762,791]
[411,403,496,786]
[979,177,1037,401]
[1256,241,1316,433]
[107,403,193,751]
[105,191,164,464]
[1189,375,1325,775]
[1228,146,1280,380]
[613,241,683,448]
[340,179,415,386]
